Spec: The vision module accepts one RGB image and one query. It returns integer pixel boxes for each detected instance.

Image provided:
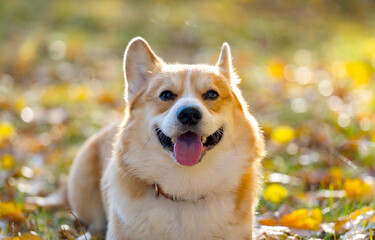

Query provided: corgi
[67,37,265,240]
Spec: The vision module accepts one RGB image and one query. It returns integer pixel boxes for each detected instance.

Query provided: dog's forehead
[156,64,223,88]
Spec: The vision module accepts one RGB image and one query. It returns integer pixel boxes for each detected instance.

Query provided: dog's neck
[152,183,206,202]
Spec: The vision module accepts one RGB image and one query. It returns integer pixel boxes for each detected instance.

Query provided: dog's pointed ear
[216,42,233,80]
[123,37,162,103]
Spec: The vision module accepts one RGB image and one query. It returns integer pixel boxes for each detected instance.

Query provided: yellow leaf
[311,208,323,223]
[68,84,90,101]
[258,218,278,226]
[346,62,372,86]
[334,219,346,232]
[271,126,295,144]
[263,184,288,203]
[330,167,343,187]
[18,39,37,63]
[40,85,69,106]
[330,167,342,179]
[335,207,373,231]
[371,132,375,142]
[268,61,284,78]
[0,202,25,222]
[303,217,317,229]
[15,96,27,112]
[350,207,372,220]
[344,178,371,198]
[280,208,322,230]
[363,38,375,57]
[1,154,15,170]
[280,209,309,226]
[0,122,15,145]
[20,232,40,240]
[4,233,39,240]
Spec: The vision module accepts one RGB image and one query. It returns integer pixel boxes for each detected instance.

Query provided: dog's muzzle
[155,126,224,166]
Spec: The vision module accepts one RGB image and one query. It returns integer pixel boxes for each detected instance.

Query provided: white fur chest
[111,189,249,240]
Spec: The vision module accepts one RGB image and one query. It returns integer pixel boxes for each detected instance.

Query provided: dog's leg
[68,125,118,233]
[105,210,132,240]
[68,138,107,233]
[68,123,117,232]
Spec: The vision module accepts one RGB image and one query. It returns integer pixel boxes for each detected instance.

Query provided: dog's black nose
[177,106,202,125]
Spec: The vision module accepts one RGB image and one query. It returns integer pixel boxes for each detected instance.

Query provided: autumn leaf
[3,232,40,240]
[363,38,375,56]
[329,167,342,179]
[335,207,373,232]
[0,202,25,222]
[14,96,27,112]
[1,154,15,170]
[271,126,295,144]
[268,60,284,79]
[263,184,288,203]
[346,62,372,86]
[344,178,371,198]
[0,122,15,145]
[258,218,278,226]
[329,167,343,187]
[19,232,40,240]
[280,208,322,230]
[311,208,323,224]
[68,84,90,101]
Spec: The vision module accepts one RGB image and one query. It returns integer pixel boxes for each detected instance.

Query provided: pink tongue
[174,132,203,166]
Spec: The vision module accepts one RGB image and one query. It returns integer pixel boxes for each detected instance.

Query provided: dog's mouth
[155,127,224,166]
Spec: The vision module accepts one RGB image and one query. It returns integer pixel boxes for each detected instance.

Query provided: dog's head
[119,37,264,197]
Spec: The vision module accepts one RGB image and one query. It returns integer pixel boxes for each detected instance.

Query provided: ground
[0,1,375,239]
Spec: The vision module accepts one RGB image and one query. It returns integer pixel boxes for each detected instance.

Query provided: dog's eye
[203,90,219,100]
[160,91,177,101]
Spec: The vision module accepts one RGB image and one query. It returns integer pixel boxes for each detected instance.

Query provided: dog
[67,37,265,240]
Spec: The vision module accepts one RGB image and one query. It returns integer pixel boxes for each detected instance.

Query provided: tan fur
[68,37,265,239]
[67,123,117,232]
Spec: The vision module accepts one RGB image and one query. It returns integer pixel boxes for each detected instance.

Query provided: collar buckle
[154,183,160,199]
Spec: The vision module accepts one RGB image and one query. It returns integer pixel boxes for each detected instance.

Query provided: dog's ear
[123,37,162,103]
[216,42,234,81]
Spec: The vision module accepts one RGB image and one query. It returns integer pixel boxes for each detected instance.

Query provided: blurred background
[0,0,375,239]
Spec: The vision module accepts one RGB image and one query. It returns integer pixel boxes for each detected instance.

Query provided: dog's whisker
[138,135,152,161]
[229,136,239,158]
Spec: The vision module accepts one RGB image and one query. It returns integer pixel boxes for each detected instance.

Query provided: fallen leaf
[263,184,288,203]
[0,201,25,222]
[1,154,15,170]
[19,231,40,240]
[268,61,284,79]
[335,207,373,232]
[0,122,15,145]
[280,208,322,230]
[258,218,278,226]
[344,178,371,198]
[346,62,372,86]
[68,84,90,101]
[271,126,295,144]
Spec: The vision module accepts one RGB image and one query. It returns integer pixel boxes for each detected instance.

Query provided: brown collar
[152,183,205,202]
